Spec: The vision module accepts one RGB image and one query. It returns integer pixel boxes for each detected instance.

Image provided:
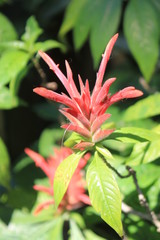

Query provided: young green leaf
[0,87,21,109]
[0,50,30,87]
[95,144,114,160]
[124,94,160,122]
[124,0,159,81]
[86,151,123,237]
[54,151,85,208]
[33,40,64,52]
[21,16,43,46]
[0,138,10,188]
[0,12,17,42]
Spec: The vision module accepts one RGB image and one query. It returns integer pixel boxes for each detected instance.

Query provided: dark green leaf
[0,50,30,87]
[33,102,59,121]
[0,138,10,188]
[90,0,122,67]
[124,0,159,81]
[54,151,85,208]
[86,151,123,237]
[0,12,17,42]
[59,0,87,37]
[124,94,160,121]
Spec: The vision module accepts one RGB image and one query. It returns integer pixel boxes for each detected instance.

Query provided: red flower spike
[34,34,143,145]
[25,147,90,215]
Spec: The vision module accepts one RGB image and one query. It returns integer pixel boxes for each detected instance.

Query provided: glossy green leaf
[0,50,30,87]
[70,219,85,240]
[124,0,159,81]
[112,127,160,143]
[124,94,160,121]
[0,138,10,188]
[34,40,64,52]
[0,12,17,42]
[22,16,43,46]
[54,151,85,208]
[59,0,87,37]
[86,151,123,237]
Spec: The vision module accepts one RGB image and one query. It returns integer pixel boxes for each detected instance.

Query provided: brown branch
[32,57,47,83]
[126,166,160,232]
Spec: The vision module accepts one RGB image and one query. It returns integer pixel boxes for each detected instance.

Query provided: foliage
[0,0,160,240]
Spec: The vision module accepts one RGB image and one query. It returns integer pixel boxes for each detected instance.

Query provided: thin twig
[126,166,160,232]
[32,57,47,83]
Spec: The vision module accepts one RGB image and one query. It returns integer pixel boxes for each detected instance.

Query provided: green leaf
[0,87,21,109]
[0,41,26,51]
[38,128,63,157]
[0,12,17,42]
[0,138,10,188]
[95,144,114,160]
[127,140,160,165]
[54,151,85,208]
[124,0,159,81]
[111,127,160,143]
[59,0,87,37]
[89,0,122,67]
[86,151,123,237]
[0,50,30,87]
[124,94,160,121]
[22,16,43,47]
[70,219,85,240]
[33,40,64,52]
[64,132,87,148]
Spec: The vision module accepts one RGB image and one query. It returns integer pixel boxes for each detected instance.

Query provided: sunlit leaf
[22,16,43,47]
[86,151,123,237]
[34,40,64,52]
[124,94,160,121]
[54,151,85,208]
[0,87,22,109]
[0,50,30,87]
[124,0,159,81]
[95,144,114,160]
[0,12,17,42]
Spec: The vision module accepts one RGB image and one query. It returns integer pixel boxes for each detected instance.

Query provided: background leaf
[124,0,159,81]
[86,151,123,237]
[0,138,10,188]
[70,219,85,240]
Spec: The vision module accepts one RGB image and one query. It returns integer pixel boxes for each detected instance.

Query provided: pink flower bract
[25,147,90,215]
[34,34,143,147]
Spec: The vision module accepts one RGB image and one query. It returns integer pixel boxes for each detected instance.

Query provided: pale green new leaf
[0,12,17,42]
[70,219,85,240]
[54,151,85,208]
[0,50,30,87]
[34,40,64,52]
[84,230,106,240]
[22,16,43,45]
[0,138,10,188]
[86,151,123,237]
[124,0,159,81]
[142,140,160,164]
[124,94,160,122]
[95,144,114,160]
